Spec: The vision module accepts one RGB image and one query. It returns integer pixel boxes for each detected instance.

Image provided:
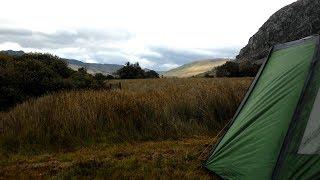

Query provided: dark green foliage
[0,53,107,111]
[216,61,240,77]
[239,61,261,77]
[215,61,260,77]
[116,62,159,79]
[116,62,145,79]
[94,73,113,81]
[105,74,115,79]
[144,70,159,78]
[204,73,214,78]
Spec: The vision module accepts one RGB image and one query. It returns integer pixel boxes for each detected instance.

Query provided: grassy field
[0,136,215,179]
[0,77,252,178]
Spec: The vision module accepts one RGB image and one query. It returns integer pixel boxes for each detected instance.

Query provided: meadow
[0,77,252,178]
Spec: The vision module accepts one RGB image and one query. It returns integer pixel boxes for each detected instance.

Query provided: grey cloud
[0,27,133,49]
[89,53,128,65]
[140,46,239,70]
[66,46,240,71]
[142,48,207,65]
[0,28,31,36]
[212,48,240,57]
[0,27,240,71]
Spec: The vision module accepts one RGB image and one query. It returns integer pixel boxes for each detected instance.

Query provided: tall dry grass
[0,78,251,153]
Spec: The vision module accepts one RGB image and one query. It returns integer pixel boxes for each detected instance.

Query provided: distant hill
[0,50,123,75]
[237,0,320,62]
[0,50,25,56]
[66,59,123,75]
[163,59,228,78]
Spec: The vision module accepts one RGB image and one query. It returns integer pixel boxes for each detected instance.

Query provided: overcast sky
[0,0,296,71]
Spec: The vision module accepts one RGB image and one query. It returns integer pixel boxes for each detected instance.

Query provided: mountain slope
[0,50,25,56]
[66,59,123,75]
[0,50,123,75]
[237,0,320,62]
[163,59,228,78]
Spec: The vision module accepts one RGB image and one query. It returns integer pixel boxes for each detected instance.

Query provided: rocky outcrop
[237,0,320,62]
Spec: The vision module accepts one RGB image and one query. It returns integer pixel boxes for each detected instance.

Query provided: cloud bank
[0,27,239,70]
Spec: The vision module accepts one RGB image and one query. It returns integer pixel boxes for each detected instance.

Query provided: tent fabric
[275,37,320,179]
[205,36,319,180]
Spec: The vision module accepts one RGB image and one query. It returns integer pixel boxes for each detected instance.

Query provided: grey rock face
[237,0,320,61]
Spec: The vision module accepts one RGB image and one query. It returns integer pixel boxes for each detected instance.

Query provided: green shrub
[215,61,260,77]
[0,53,107,111]
[116,62,159,79]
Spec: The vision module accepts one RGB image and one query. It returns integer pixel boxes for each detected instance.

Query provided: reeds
[0,78,251,153]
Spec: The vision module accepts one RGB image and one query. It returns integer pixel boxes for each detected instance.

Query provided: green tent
[205,35,320,179]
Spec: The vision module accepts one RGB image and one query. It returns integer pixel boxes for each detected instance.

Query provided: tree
[116,62,145,79]
[144,70,159,78]
[215,61,261,77]
[116,62,160,79]
[239,61,260,77]
[78,67,87,74]
[216,61,239,77]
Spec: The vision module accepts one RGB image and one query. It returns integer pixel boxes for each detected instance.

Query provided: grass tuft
[0,78,251,153]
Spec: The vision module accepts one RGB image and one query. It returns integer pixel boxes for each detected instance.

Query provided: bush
[216,61,239,77]
[239,61,261,77]
[116,62,145,79]
[0,53,107,111]
[215,61,260,77]
[116,62,159,79]
[144,70,159,78]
